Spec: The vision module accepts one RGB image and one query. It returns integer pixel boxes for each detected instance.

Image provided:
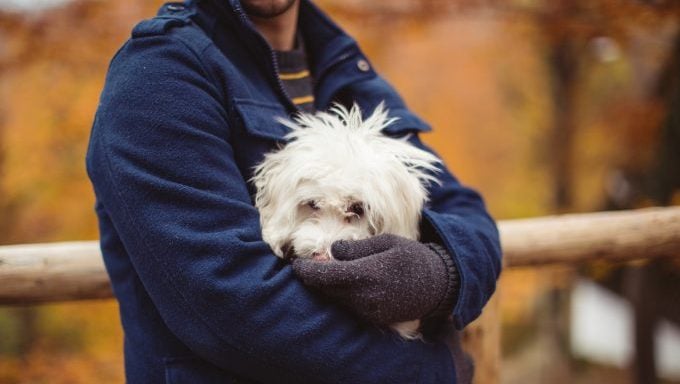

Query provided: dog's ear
[364,168,429,240]
[366,131,442,240]
[252,152,300,258]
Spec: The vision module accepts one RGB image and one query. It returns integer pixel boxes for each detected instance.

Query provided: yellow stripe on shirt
[279,70,310,80]
[292,95,315,105]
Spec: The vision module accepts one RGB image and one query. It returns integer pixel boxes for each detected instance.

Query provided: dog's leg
[390,319,421,340]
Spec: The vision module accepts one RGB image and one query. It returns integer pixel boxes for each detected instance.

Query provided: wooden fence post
[463,292,501,384]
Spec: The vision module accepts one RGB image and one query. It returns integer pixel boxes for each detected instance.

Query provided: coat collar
[186,0,430,133]
[193,0,373,109]
[208,0,354,68]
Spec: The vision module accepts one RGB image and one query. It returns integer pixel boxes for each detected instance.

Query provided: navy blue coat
[85,0,502,382]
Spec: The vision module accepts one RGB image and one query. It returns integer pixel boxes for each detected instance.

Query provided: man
[86,0,501,382]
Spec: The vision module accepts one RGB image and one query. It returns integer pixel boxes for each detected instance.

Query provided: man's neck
[248,2,300,51]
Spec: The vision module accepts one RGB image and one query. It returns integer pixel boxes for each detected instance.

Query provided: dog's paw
[391,319,422,340]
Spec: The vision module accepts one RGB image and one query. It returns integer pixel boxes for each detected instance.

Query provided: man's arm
[86,35,455,383]
[412,134,502,329]
[355,74,502,329]
[291,132,501,331]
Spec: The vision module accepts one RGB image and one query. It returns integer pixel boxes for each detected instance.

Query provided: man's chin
[241,0,298,19]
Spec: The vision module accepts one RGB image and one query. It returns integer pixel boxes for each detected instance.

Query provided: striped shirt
[275,40,315,113]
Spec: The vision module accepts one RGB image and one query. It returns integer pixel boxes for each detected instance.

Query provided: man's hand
[291,234,459,325]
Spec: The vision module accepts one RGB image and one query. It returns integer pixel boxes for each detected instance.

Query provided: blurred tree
[651,34,680,205]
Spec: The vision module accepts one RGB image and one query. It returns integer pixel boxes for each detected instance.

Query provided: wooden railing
[1,206,680,382]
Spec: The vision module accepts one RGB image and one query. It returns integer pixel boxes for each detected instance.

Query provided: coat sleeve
[86,35,456,383]
[411,135,502,329]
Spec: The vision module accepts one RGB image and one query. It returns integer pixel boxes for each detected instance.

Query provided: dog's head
[252,103,441,260]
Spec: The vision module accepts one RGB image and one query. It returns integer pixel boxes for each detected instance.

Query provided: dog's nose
[311,251,330,261]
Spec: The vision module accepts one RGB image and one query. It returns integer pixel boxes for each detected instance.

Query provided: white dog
[252,103,441,338]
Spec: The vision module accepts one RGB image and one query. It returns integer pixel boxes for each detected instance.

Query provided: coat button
[167,3,185,11]
[357,59,370,72]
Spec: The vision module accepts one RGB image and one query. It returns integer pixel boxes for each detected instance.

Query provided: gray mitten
[292,234,459,325]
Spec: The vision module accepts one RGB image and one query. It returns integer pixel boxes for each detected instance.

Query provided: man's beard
[240,0,298,18]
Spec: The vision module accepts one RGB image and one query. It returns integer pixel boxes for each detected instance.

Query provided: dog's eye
[306,200,320,210]
[348,202,364,217]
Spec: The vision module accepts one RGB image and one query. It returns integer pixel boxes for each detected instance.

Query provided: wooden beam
[1,207,679,305]
[500,206,680,267]
[0,241,111,304]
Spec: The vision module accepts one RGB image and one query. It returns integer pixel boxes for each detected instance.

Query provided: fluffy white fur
[252,103,441,338]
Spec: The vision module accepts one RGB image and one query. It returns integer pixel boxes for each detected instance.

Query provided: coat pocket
[232,98,292,142]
